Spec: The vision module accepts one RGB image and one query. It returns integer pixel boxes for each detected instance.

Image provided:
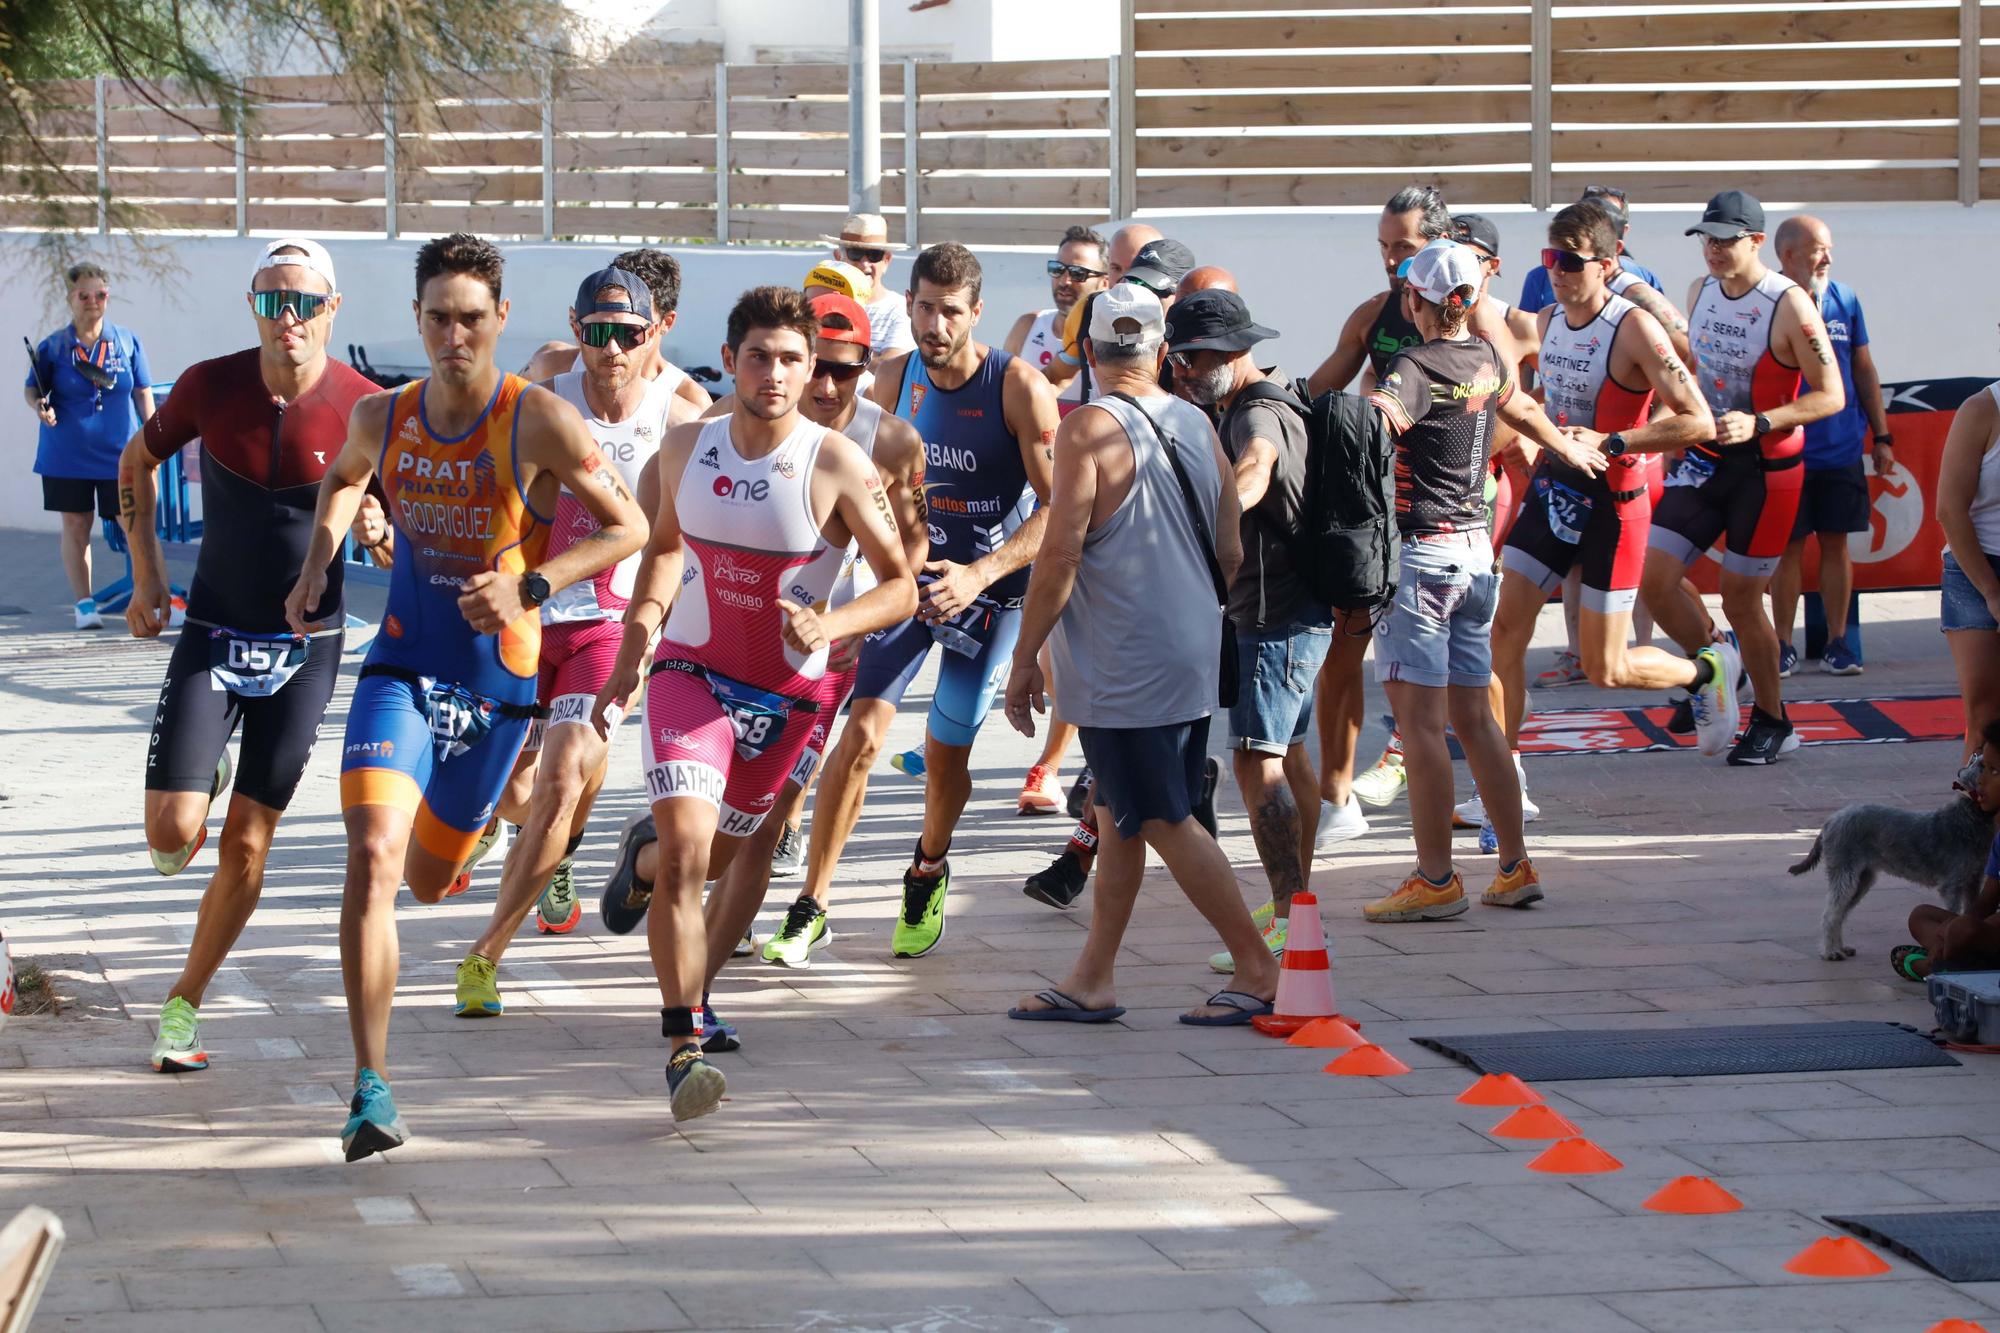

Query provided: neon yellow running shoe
[454,953,503,1017]
[1210,916,1287,975]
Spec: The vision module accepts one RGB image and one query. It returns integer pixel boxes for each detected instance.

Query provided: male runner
[446,265,681,1018]
[523,247,712,415]
[119,238,375,1074]
[1518,185,1664,316]
[1641,190,1846,765]
[795,243,1061,959]
[588,285,916,1120]
[285,234,647,1160]
[1489,205,1721,787]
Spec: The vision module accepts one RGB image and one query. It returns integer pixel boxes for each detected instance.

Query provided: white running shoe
[1690,640,1740,758]
[1453,756,1538,827]
[74,598,103,630]
[1315,795,1370,851]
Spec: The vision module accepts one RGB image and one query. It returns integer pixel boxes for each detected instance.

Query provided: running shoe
[1209,916,1287,975]
[150,826,208,877]
[150,995,207,1073]
[1778,642,1798,678]
[446,819,505,898]
[666,1044,726,1122]
[1065,769,1094,820]
[732,925,755,958]
[212,749,233,802]
[762,895,832,967]
[1314,795,1369,850]
[1534,649,1587,689]
[601,812,656,935]
[701,1002,741,1054]
[770,821,806,877]
[341,1068,409,1162]
[534,857,581,934]
[1452,756,1539,828]
[1251,900,1276,931]
[1689,642,1738,758]
[1022,849,1088,910]
[890,748,926,779]
[1481,857,1544,909]
[1665,693,1696,736]
[1352,747,1407,808]
[1363,870,1469,923]
[1193,756,1222,839]
[1727,710,1797,767]
[454,953,502,1017]
[1478,821,1498,856]
[74,598,103,630]
[1822,641,1864,676]
[892,856,950,958]
[1017,763,1061,816]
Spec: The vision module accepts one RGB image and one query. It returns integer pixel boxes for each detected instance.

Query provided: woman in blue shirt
[22,262,154,627]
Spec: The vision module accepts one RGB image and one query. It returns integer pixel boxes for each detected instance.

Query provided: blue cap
[572,266,654,322]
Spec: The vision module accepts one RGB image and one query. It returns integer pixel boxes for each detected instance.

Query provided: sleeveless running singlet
[1690,271,1804,461]
[1021,310,1063,373]
[372,374,551,702]
[1367,289,1425,381]
[540,368,675,623]
[791,396,883,613]
[893,348,1034,604]
[1607,269,1644,298]
[659,414,838,695]
[1539,293,1656,496]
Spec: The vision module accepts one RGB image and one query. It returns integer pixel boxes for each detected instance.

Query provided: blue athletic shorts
[338,669,533,865]
[850,609,1022,749]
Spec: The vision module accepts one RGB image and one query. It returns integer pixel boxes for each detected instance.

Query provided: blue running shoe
[601,812,656,935]
[890,747,926,779]
[1822,640,1864,676]
[700,1000,740,1054]
[1478,821,1499,855]
[667,1045,727,1123]
[1778,642,1798,678]
[341,1068,408,1162]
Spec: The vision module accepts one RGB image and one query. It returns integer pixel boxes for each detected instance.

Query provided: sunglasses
[813,357,868,382]
[579,320,649,349]
[250,288,333,321]
[1701,232,1753,248]
[1540,248,1608,274]
[73,290,108,303]
[841,245,889,266]
[1047,260,1108,282]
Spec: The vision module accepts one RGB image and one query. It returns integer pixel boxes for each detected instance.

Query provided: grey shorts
[1374,531,1498,690]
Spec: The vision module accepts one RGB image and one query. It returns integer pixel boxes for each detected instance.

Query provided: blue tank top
[894,347,1035,605]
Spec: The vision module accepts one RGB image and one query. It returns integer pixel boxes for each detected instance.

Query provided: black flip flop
[1179,989,1274,1027]
[1007,988,1126,1024]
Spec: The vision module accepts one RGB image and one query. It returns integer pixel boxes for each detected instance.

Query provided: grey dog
[1789,796,1989,960]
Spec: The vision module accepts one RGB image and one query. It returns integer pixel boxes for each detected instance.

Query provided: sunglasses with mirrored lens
[1540,248,1605,274]
[813,357,868,382]
[580,321,649,349]
[250,289,332,321]
[1047,260,1108,282]
[842,245,889,265]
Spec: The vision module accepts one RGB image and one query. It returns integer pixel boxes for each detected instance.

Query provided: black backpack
[1228,376,1399,617]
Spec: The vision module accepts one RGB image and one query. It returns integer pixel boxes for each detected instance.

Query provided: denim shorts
[1942,549,2000,632]
[1374,530,1499,689]
[1228,610,1333,755]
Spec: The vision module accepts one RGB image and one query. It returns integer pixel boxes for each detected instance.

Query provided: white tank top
[791,397,884,613]
[541,369,677,622]
[1972,382,2000,553]
[1607,269,1643,297]
[1540,294,1655,492]
[1021,310,1063,372]
[1690,269,1797,418]
[660,414,837,692]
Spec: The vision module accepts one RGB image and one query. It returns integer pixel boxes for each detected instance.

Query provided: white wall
[564,0,1117,65]
[7,201,1989,532]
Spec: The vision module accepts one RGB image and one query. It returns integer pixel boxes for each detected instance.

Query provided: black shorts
[145,626,344,811]
[1501,471,1649,615]
[42,475,118,521]
[1077,715,1211,840]
[1792,460,1870,539]
[1647,447,1803,580]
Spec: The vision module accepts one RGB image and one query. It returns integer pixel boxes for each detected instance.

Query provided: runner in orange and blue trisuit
[283,234,647,1162]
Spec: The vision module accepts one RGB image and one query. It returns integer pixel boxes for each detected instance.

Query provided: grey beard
[1183,363,1235,406]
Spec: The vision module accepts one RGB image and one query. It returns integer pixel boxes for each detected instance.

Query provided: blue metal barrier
[94,415,194,613]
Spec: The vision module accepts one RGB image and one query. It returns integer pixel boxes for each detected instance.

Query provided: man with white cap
[820,213,916,358]
[1003,282,1280,1028]
[115,237,379,1074]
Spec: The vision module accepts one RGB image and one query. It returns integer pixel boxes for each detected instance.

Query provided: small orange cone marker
[1526,1137,1623,1174]
[1642,1176,1743,1215]
[1455,1073,1543,1106]
[1784,1236,1891,1278]
[1924,1321,1989,1332]
[1322,1043,1410,1076]
[1490,1104,1581,1139]
[1252,893,1341,1037]
[1286,1017,1365,1049]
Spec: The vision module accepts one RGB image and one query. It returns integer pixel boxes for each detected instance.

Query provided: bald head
[1108,224,1164,283]
[1177,265,1237,299]
[1774,214,1833,294]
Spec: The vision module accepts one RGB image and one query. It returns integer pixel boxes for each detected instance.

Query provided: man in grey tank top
[1001,284,1283,1028]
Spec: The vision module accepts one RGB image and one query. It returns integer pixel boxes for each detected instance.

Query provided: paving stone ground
[3,526,1997,1333]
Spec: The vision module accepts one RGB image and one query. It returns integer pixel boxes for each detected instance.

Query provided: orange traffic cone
[1252,893,1346,1037]
[1323,1043,1410,1076]
[1925,1321,1989,1332]
[1784,1236,1891,1278]
[1456,1073,1543,1106]
[1286,1016,1365,1049]
[1642,1176,1743,1215]
[1526,1137,1623,1174]
[1490,1104,1580,1139]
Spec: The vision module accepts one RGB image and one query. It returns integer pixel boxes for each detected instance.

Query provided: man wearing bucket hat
[819,213,915,358]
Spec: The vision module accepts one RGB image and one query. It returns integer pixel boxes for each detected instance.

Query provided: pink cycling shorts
[524,619,626,753]
[643,664,824,838]
[787,664,858,789]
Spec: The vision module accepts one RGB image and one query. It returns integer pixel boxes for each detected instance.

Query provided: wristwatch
[1604,432,1629,458]
[1752,412,1773,438]
[521,571,551,608]
[1874,433,1895,447]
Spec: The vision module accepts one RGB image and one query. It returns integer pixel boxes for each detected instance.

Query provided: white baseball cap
[252,237,338,292]
[1088,282,1165,348]
[1399,240,1482,309]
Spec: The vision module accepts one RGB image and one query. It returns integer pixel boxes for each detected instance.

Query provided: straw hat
[817,213,907,252]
